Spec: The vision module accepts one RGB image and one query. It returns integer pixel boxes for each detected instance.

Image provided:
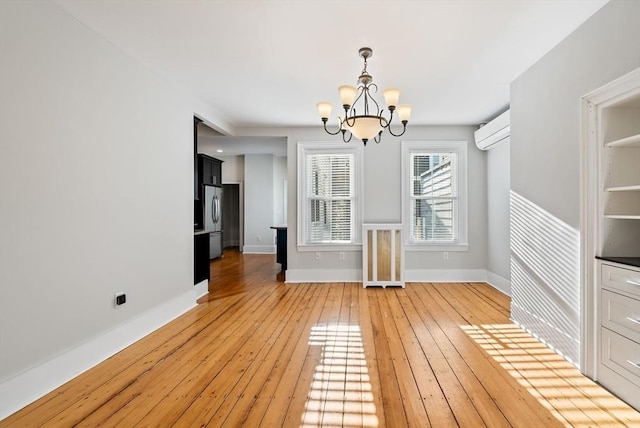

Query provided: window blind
[305,154,354,243]
[410,153,457,242]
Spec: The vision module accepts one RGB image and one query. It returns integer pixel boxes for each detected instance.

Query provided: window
[402,141,468,250]
[298,142,363,248]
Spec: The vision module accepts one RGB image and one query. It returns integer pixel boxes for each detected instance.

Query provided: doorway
[222,183,243,252]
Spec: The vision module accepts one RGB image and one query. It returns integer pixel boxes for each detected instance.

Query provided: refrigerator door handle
[211,196,218,224]
[213,195,219,223]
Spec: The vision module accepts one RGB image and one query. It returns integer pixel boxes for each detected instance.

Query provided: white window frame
[401,141,468,251]
[297,141,364,251]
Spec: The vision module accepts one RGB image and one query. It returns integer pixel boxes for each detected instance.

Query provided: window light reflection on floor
[461,323,640,427]
[301,323,379,427]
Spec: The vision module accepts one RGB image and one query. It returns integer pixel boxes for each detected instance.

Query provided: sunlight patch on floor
[461,323,640,427]
[301,323,379,428]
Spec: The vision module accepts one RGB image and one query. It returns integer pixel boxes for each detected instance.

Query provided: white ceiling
[57,0,608,130]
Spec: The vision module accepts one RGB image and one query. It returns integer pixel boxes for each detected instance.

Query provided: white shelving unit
[605,133,640,148]
[600,93,640,250]
[590,71,640,411]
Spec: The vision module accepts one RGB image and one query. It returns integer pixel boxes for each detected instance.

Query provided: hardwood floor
[2,249,638,427]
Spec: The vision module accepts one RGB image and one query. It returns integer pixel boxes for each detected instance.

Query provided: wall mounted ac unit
[474,109,510,150]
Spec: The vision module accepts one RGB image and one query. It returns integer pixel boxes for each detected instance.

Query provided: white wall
[273,156,287,226]
[243,155,276,253]
[212,154,245,183]
[237,125,488,282]
[510,0,640,365]
[0,1,230,416]
[486,139,511,294]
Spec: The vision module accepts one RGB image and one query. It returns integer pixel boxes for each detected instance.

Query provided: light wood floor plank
[393,290,508,428]
[414,282,566,428]
[232,283,324,427]
[1,251,638,428]
[253,283,332,428]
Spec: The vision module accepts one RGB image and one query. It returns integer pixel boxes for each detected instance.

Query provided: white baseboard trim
[242,245,276,254]
[194,279,208,299]
[285,268,497,284]
[485,271,511,296]
[0,286,201,420]
[511,303,579,367]
[285,269,362,283]
[405,269,487,283]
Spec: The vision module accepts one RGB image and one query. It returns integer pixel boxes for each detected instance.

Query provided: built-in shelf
[606,133,640,148]
[588,69,640,411]
[605,184,640,192]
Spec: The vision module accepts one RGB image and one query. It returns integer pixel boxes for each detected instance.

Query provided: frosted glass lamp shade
[383,88,400,108]
[397,104,412,122]
[338,85,357,107]
[317,102,333,119]
[344,116,386,141]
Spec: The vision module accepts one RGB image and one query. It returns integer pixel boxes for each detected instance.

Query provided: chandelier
[317,47,412,145]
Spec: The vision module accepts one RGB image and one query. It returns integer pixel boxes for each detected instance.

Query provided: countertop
[596,256,640,268]
[194,229,213,236]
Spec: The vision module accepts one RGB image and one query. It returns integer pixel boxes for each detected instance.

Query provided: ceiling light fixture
[317,47,412,145]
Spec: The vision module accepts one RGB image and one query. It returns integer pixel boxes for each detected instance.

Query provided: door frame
[579,67,640,378]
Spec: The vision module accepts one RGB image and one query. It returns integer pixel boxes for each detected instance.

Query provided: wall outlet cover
[115,293,126,306]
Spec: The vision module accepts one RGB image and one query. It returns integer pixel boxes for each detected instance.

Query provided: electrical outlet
[257,235,262,242]
[315,252,321,260]
[443,252,449,260]
[339,252,345,260]
[115,293,126,306]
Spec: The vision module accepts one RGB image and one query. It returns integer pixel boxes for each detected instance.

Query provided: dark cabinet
[194,232,210,284]
[198,154,223,187]
[271,226,287,271]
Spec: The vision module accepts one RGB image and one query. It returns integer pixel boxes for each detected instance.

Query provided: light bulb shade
[317,102,333,119]
[383,88,400,108]
[344,116,386,141]
[338,85,357,107]
[397,104,412,122]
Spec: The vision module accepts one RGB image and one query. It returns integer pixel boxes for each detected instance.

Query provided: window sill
[297,244,362,252]
[405,243,469,252]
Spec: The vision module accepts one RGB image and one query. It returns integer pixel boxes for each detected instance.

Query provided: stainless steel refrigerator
[204,185,223,259]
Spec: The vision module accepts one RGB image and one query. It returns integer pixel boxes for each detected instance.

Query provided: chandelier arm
[341,129,353,143]
[374,131,383,144]
[379,109,391,128]
[344,109,357,128]
[363,84,380,117]
[350,87,366,116]
[322,118,343,136]
[387,121,408,137]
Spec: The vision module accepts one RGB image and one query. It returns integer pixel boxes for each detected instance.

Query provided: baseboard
[285,268,503,286]
[485,271,511,296]
[194,279,208,299]
[0,285,201,420]
[404,269,487,283]
[242,245,276,254]
[285,269,361,283]
[511,303,580,367]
